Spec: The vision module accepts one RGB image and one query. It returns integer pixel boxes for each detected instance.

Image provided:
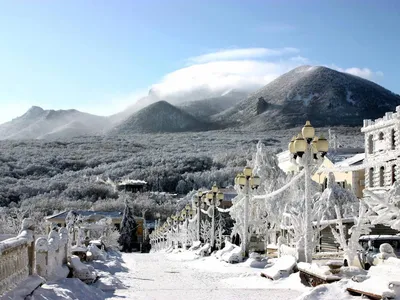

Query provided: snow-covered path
[107,252,305,300]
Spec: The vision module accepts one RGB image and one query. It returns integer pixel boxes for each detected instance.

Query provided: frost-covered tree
[187,216,198,245]
[330,202,373,266]
[0,206,46,235]
[118,200,137,252]
[283,185,324,261]
[229,142,286,250]
[214,212,226,249]
[200,219,211,243]
[364,182,400,230]
[318,173,359,219]
[252,141,287,196]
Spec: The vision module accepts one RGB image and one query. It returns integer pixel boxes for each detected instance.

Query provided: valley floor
[107,252,306,300]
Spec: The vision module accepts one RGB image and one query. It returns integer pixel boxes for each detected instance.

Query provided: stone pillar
[18,218,36,275]
[47,228,60,278]
[59,227,69,264]
[35,237,49,279]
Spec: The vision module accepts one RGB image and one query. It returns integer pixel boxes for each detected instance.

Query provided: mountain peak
[26,106,44,114]
[113,101,213,134]
[150,100,172,107]
[21,106,46,119]
[28,105,44,111]
[0,106,111,140]
[215,65,400,129]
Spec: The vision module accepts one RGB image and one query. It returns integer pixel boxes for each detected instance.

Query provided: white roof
[359,235,400,240]
[118,179,147,186]
[335,153,365,167]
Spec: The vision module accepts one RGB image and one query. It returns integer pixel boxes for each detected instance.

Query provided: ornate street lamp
[287,120,328,263]
[193,190,204,242]
[235,167,261,257]
[203,184,224,251]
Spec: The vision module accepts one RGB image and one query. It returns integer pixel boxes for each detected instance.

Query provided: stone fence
[35,227,69,280]
[0,219,70,296]
[0,219,35,296]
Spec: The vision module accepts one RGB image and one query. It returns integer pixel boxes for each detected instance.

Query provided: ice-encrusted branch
[253,169,305,201]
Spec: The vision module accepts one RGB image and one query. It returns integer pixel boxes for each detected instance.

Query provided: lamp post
[288,120,328,263]
[193,191,204,242]
[171,213,181,248]
[167,216,174,248]
[235,167,261,257]
[204,184,224,250]
[182,204,191,247]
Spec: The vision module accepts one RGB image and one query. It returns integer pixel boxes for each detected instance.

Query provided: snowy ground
[107,251,308,300]
[23,250,391,300]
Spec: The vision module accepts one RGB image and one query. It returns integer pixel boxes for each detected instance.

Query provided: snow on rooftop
[335,153,365,167]
[118,179,147,186]
[45,210,124,221]
[359,235,400,240]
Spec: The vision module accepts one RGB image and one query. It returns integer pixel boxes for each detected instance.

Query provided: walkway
[107,252,305,300]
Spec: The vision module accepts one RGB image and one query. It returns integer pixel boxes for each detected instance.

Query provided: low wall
[36,227,69,280]
[0,220,70,296]
[0,220,35,296]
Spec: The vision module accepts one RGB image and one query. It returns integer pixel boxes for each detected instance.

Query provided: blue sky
[0,0,399,123]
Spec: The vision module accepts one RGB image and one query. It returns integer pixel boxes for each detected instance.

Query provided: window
[337,181,345,188]
[368,135,373,154]
[379,132,384,140]
[369,168,374,188]
[380,166,385,187]
[392,129,396,150]
[392,165,397,184]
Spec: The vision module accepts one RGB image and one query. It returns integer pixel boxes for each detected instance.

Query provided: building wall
[362,107,400,190]
[352,169,365,198]
[312,158,364,198]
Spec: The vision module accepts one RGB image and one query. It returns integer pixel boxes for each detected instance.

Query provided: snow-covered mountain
[110,88,250,125]
[0,106,111,140]
[178,90,247,120]
[2,65,400,139]
[214,65,400,130]
[111,100,214,134]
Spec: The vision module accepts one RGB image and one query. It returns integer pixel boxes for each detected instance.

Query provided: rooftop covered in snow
[45,210,144,223]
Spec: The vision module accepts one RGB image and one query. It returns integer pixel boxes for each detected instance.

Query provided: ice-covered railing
[35,227,69,280]
[0,219,35,296]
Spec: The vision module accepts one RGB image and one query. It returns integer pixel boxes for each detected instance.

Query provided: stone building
[362,106,400,190]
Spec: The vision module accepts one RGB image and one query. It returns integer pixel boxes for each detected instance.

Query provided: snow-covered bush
[215,239,235,259]
[221,245,243,263]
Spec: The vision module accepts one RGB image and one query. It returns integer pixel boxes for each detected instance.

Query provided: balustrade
[0,218,35,295]
[0,219,71,296]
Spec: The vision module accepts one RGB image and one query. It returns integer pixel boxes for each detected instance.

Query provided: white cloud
[189,47,299,64]
[0,47,386,124]
[150,60,295,100]
[150,48,304,101]
[332,65,384,81]
[146,54,386,105]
